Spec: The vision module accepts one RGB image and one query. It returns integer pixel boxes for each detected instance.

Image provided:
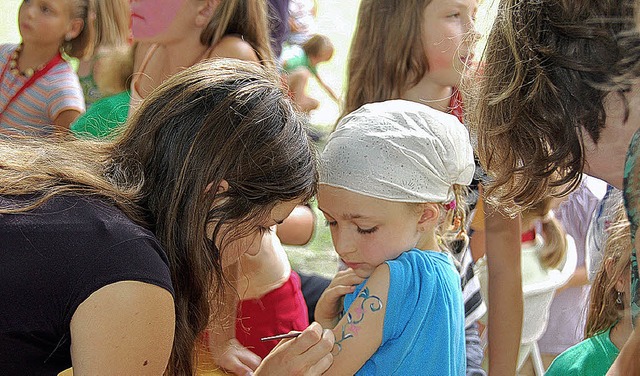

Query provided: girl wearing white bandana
[315,99,474,375]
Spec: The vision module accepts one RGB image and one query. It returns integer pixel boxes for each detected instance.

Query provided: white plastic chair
[516,235,577,375]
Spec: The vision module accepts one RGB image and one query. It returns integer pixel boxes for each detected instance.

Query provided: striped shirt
[458,246,486,327]
[0,44,85,137]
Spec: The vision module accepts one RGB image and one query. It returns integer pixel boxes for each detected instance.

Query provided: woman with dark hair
[0,59,333,375]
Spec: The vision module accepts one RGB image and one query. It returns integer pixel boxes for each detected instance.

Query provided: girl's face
[130,0,189,41]
[421,0,479,88]
[18,0,80,48]
[318,185,424,279]
[214,199,300,268]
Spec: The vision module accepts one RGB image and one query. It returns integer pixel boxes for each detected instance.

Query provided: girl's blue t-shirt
[343,249,466,375]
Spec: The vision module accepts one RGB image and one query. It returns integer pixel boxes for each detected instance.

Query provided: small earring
[64,35,72,42]
[616,291,624,307]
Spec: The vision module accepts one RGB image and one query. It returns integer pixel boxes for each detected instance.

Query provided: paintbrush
[260,331,303,342]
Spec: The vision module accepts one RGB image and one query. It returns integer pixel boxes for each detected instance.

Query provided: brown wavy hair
[0,59,317,374]
[585,204,630,338]
[468,0,638,212]
[341,0,432,120]
[200,0,275,68]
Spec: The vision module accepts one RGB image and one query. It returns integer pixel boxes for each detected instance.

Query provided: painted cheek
[131,0,186,40]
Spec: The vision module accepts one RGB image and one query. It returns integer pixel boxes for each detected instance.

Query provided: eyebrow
[318,207,369,220]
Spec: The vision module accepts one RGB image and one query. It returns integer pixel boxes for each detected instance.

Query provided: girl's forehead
[318,185,410,215]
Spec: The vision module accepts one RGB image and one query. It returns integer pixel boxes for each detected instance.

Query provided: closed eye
[357,226,378,234]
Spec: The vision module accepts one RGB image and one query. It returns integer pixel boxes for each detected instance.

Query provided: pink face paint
[130,0,186,41]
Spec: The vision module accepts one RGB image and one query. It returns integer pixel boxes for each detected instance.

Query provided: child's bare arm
[53,110,81,133]
[322,265,389,376]
[485,202,522,376]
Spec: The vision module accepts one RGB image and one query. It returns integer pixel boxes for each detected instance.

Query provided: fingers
[215,341,261,375]
[304,352,334,376]
[330,268,365,287]
[301,328,334,376]
[255,324,334,376]
[323,284,356,299]
[280,322,324,355]
[284,324,334,376]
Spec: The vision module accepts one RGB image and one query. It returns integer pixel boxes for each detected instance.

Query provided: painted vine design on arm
[331,287,383,355]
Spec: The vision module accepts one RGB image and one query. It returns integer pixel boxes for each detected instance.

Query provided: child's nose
[333,232,356,257]
[24,3,36,18]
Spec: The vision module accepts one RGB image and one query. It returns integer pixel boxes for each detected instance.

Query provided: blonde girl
[316,100,473,375]
[522,199,568,274]
[77,0,130,107]
[0,0,93,136]
[546,206,633,375]
[476,197,570,316]
[339,0,503,373]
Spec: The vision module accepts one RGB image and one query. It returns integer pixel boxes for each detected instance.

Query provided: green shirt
[545,326,619,376]
[71,91,130,139]
[282,46,318,76]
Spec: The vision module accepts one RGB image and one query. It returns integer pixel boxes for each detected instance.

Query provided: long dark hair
[0,59,317,374]
[112,59,317,373]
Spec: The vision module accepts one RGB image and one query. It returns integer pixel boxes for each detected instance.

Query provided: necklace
[8,44,48,78]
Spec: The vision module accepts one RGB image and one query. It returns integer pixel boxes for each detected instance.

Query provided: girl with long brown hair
[0,59,333,375]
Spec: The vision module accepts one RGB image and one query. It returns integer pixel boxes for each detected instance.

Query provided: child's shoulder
[281,44,305,62]
[43,59,80,83]
[209,35,258,63]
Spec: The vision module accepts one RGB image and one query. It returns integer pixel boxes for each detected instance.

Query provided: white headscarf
[320,100,475,203]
